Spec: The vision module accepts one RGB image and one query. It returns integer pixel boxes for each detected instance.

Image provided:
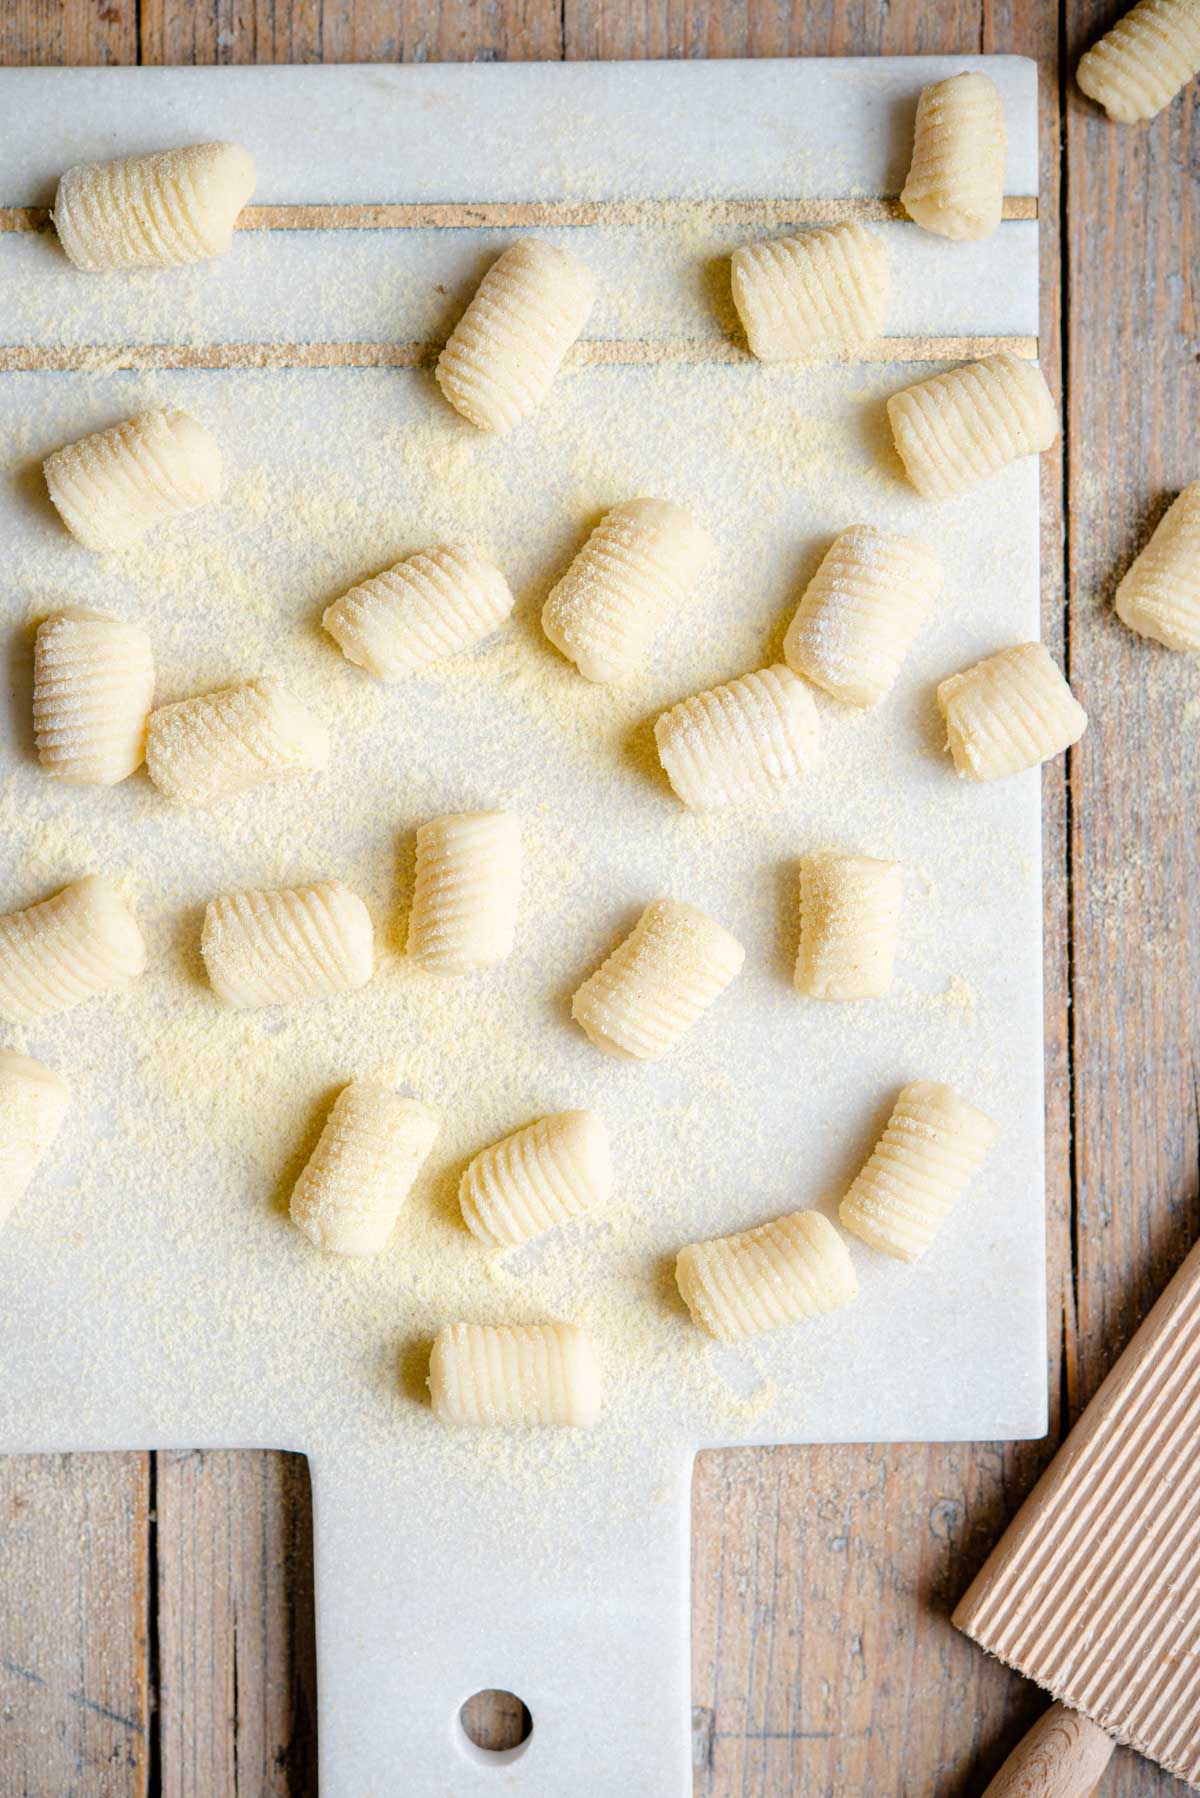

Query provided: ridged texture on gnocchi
[429,1321,601,1428]
[407,811,521,975]
[887,355,1058,501]
[676,1209,857,1342]
[322,545,514,681]
[654,665,820,810]
[937,641,1088,780]
[783,526,943,706]
[572,899,745,1061]
[435,239,595,434]
[0,876,146,1024]
[44,408,222,552]
[1077,0,1200,122]
[542,498,715,683]
[730,221,889,362]
[0,1050,70,1231]
[1114,482,1200,651]
[839,1080,997,1263]
[796,854,903,1001]
[145,678,329,806]
[201,881,373,1010]
[33,608,155,785]
[289,1082,440,1255]
[900,73,1008,241]
[459,1110,612,1248]
[53,142,256,272]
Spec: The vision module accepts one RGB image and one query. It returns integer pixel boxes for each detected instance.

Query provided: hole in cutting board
[459,1688,533,1757]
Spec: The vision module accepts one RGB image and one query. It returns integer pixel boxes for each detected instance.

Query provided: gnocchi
[676,1208,857,1342]
[145,678,329,806]
[654,665,820,810]
[542,498,715,683]
[901,73,1008,241]
[459,1110,612,1249]
[730,221,889,362]
[0,1051,70,1232]
[44,408,222,553]
[783,526,943,706]
[290,1081,440,1255]
[428,1321,602,1428]
[201,881,373,1010]
[839,1080,997,1263]
[887,355,1057,500]
[33,608,155,786]
[322,545,514,681]
[407,811,521,975]
[1077,0,1200,123]
[572,899,744,1062]
[54,142,256,271]
[1114,483,1200,652]
[796,854,902,1001]
[937,642,1087,780]
[0,876,146,1024]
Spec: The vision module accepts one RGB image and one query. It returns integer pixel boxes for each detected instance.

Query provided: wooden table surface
[2,3,1197,1793]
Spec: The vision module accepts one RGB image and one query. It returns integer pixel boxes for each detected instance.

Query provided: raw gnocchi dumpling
[428,1321,601,1428]
[201,881,373,1010]
[572,898,744,1062]
[322,545,514,681]
[145,678,329,806]
[435,239,595,434]
[289,1081,440,1255]
[0,1051,70,1232]
[901,73,1008,241]
[459,1110,612,1249]
[44,408,222,553]
[796,854,902,1001]
[407,811,521,975]
[33,608,155,785]
[676,1209,857,1342]
[53,142,256,272]
[783,526,943,706]
[839,1080,996,1263]
[1077,0,1200,123]
[1114,483,1200,651]
[887,355,1057,501]
[654,665,819,810]
[730,221,889,362]
[0,876,146,1024]
[542,498,715,683]
[937,642,1087,780]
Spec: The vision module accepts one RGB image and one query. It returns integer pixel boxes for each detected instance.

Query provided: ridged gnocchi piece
[289,1081,440,1255]
[145,678,329,806]
[654,665,820,810]
[887,355,1058,501]
[322,544,514,681]
[542,498,715,683]
[435,239,595,434]
[839,1080,997,1263]
[676,1208,857,1342]
[730,221,889,362]
[54,142,255,273]
[201,880,373,1010]
[407,811,521,975]
[937,642,1088,780]
[796,854,902,1001]
[1114,483,1200,651]
[1077,0,1200,122]
[33,608,155,785]
[428,1321,601,1428]
[44,408,222,553]
[459,1110,612,1249]
[0,876,146,1024]
[900,73,1008,241]
[572,899,745,1062]
[0,1051,70,1232]
[783,526,943,706]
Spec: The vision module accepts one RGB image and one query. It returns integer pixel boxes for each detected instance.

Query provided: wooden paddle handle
[982,1703,1115,1797]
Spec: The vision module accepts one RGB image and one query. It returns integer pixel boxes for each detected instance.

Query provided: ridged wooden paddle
[954,1237,1200,1796]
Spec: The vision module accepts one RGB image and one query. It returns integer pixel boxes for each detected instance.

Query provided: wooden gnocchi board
[0,59,1042,1796]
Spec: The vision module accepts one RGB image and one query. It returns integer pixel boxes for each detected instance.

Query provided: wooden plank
[139,0,564,64]
[0,1454,150,1797]
[1,1,136,66]
[154,1451,317,1798]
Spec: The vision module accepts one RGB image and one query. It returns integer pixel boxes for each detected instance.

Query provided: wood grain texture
[0,1454,149,1797]
[2,1,1196,1794]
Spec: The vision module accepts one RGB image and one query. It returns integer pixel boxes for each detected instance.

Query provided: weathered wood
[139,0,564,63]
[154,1451,317,1798]
[0,1454,150,1797]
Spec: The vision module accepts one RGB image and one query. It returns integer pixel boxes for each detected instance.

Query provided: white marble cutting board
[0,59,1044,1796]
